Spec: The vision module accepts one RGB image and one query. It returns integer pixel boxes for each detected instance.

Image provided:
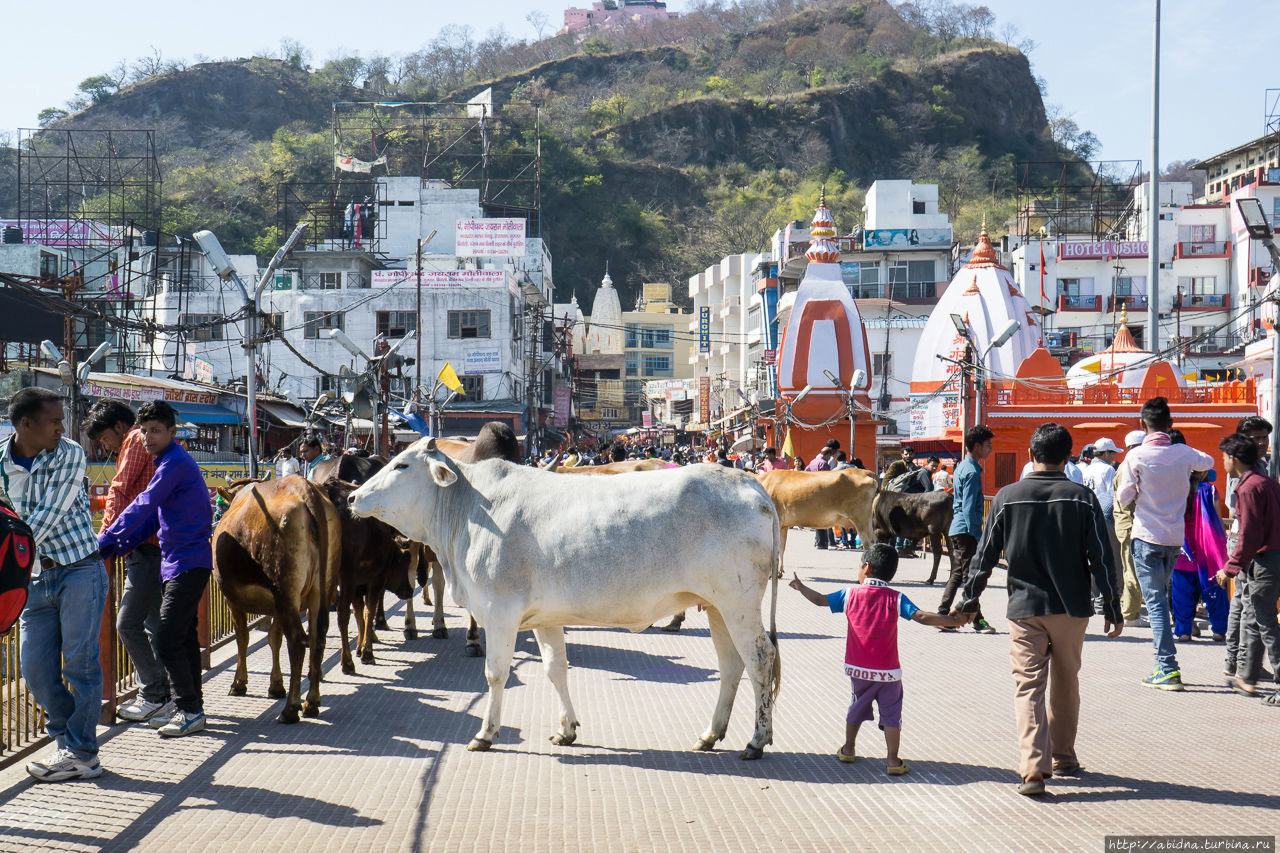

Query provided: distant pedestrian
[99,400,214,737]
[1115,396,1213,691]
[883,447,913,482]
[807,447,835,548]
[960,423,1122,796]
[83,399,171,724]
[790,544,972,774]
[275,446,301,479]
[1082,436,1122,614]
[2,388,108,783]
[940,425,996,633]
[1224,416,1274,679]
[759,446,783,473]
[299,434,329,480]
[1215,433,1280,704]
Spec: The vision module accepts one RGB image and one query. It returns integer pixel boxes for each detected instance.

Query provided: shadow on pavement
[566,642,716,683]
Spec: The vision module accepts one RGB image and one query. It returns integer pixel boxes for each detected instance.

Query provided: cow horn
[542,452,563,471]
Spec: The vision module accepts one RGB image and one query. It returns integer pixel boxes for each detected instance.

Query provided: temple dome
[583,271,623,355]
[1064,307,1184,389]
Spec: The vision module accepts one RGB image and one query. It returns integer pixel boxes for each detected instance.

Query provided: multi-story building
[1006,181,1241,376]
[139,175,558,440]
[1194,133,1280,204]
[561,0,677,34]
[621,282,692,425]
[687,252,763,428]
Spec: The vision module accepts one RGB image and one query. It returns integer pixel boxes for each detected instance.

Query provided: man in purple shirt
[99,400,213,738]
[806,446,835,549]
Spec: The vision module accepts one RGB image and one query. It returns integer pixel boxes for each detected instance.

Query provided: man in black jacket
[960,423,1122,797]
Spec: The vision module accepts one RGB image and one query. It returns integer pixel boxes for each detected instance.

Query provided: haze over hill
[1,0,1085,308]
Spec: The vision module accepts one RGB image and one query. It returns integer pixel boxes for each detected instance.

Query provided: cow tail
[769,511,781,703]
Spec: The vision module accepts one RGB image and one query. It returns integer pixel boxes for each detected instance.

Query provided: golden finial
[1119,304,1129,327]
[820,183,827,208]
[981,214,988,238]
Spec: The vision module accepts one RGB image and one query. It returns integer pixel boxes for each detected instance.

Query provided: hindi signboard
[370,269,507,289]
[553,384,571,428]
[762,349,777,365]
[699,307,711,353]
[699,375,711,424]
[455,218,526,257]
[80,380,165,402]
[463,346,502,374]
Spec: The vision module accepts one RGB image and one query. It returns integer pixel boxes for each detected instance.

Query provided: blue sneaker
[1142,670,1184,691]
[158,710,206,737]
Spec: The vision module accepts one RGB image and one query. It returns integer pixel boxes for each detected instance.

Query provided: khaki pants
[1008,614,1089,781]
[1116,531,1142,622]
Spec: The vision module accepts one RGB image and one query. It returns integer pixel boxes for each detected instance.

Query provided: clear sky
[4,0,1273,168]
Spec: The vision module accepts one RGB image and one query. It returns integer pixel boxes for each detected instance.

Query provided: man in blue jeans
[1115,396,1213,690]
[99,400,213,738]
[0,388,107,782]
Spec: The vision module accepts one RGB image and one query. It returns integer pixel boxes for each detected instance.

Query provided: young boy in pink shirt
[791,543,972,774]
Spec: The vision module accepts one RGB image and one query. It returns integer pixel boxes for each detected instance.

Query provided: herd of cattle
[209,423,945,758]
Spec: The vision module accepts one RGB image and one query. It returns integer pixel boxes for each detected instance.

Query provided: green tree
[77,74,117,105]
[581,36,612,56]
[37,107,69,127]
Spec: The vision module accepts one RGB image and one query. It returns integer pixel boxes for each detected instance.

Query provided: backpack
[0,502,35,634]
[887,469,926,493]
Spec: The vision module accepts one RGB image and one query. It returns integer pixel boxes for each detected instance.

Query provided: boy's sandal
[836,749,857,763]
[1263,692,1280,707]
[886,761,909,776]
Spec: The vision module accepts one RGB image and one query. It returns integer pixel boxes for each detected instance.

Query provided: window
[376,310,417,338]
[641,354,672,376]
[600,407,619,420]
[841,262,881,298]
[447,310,491,339]
[304,310,344,339]
[1115,276,1146,296]
[543,319,554,352]
[263,313,286,339]
[459,375,484,398]
[39,252,59,279]
[625,352,639,376]
[319,271,342,290]
[625,323,639,349]
[1273,198,1280,222]
[873,353,892,376]
[641,326,672,349]
[912,200,927,214]
[1178,276,1218,295]
[180,313,224,341]
[888,260,937,299]
[1056,278,1094,296]
[315,375,338,396]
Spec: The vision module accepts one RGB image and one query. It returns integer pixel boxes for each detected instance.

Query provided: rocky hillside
[2,0,1071,308]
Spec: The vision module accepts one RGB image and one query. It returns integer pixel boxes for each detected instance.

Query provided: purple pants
[847,677,903,729]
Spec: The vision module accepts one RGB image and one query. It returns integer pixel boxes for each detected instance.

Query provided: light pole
[944,315,1020,429]
[41,339,112,442]
[1148,0,1162,355]
[823,368,866,455]
[194,221,308,478]
[1236,197,1280,476]
[329,327,416,455]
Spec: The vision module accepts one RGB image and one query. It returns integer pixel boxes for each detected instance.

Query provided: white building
[687,252,764,425]
[139,176,557,439]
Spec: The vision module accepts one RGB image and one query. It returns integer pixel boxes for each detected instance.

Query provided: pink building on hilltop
[562,0,677,34]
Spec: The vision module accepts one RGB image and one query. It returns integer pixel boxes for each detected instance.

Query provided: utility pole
[376,337,390,457]
[415,238,422,417]
[1147,0,1162,355]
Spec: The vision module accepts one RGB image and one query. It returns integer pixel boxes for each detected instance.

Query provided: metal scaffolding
[1013,159,1144,242]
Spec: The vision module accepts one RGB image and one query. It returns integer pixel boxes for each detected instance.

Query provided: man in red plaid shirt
[84,399,172,724]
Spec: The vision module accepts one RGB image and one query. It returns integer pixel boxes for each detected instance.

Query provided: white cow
[349,439,782,759]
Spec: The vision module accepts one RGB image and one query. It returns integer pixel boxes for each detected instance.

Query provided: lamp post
[823,368,867,456]
[194,221,308,479]
[328,327,416,455]
[944,316,1020,430]
[1236,197,1280,476]
[41,339,112,442]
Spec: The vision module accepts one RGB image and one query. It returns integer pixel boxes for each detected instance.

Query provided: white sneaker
[1124,618,1150,628]
[146,702,180,729]
[158,710,206,738]
[117,697,169,722]
[27,748,103,783]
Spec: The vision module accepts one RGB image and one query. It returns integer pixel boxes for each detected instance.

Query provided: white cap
[1124,430,1146,449]
[1093,437,1120,453]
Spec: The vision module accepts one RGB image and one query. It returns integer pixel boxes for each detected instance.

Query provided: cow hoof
[277,707,300,724]
[432,627,449,640]
[465,644,483,658]
[739,745,764,760]
[267,684,286,699]
[694,737,718,752]
[374,618,390,630]
[360,652,376,666]
[466,737,492,752]
[660,619,683,633]
[404,627,417,641]
[550,732,577,746]
[341,661,356,675]
[228,683,247,697]
[302,702,321,718]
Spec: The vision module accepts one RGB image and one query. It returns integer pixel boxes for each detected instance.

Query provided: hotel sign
[1057,241,1148,261]
[698,307,711,352]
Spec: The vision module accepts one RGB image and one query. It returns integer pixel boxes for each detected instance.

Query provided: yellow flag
[781,426,794,459]
[438,362,465,396]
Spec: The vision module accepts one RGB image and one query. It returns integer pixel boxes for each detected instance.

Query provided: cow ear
[424,437,438,454]
[427,458,457,487]
[216,487,234,504]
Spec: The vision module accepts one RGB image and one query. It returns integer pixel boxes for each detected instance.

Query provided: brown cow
[553,459,674,474]
[313,452,421,674]
[871,489,953,584]
[213,476,340,723]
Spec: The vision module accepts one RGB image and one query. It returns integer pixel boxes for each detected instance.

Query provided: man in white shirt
[1020,458,1084,484]
[1082,438,1122,612]
[275,446,301,479]
[1115,397,1213,692]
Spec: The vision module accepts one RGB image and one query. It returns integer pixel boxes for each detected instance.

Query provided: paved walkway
[1,541,1277,852]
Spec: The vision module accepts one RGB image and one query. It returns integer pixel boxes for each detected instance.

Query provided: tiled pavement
[1,541,1277,852]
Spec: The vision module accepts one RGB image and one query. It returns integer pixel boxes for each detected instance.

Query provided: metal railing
[1,559,241,768]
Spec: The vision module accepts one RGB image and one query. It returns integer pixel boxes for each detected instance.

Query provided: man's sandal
[836,749,857,763]
[886,761,909,776]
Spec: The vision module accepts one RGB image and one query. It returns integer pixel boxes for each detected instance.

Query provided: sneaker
[117,697,169,722]
[27,748,102,783]
[158,710,206,738]
[1124,618,1149,628]
[1174,635,1192,643]
[146,701,180,729]
[1141,670,1185,691]
[974,619,997,634]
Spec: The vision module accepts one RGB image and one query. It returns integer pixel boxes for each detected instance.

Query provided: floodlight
[851,368,866,388]
[822,369,840,387]
[192,230,237,281]
[85,341,113,364]
[1236,198,1272,240]
[327,328,371,361]
[40,340,63,363]
[792,384,813,404]
[950,314,970,336]
[991,319,1021,348]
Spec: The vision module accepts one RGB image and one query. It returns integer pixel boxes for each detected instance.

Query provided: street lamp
[41,339,112,440]
[1236,197,1280,476]
[194,221,308,478]
[823,367,867,454]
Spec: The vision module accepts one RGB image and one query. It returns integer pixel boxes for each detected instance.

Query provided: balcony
[719,303,739,319]
[1175,241,1230,259]
[847,282,944,304]
[1180,293,1230,311]
[1107,294,1148,312]
[1249,267,1272,289]
[1057,294,1102,311]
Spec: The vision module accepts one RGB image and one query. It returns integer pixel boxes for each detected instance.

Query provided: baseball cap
[1124,430,1145,449]
[1093,437,1120,453]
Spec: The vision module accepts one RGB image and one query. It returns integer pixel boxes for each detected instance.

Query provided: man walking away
[2,388,107,782]
[83,399,171,724]
[99,401,214,737]
[940,425,996,633]
[1115,397,1213,691]
[1112,430,1147,626]
[1216,433,1280,704]
[960,423,1122,796]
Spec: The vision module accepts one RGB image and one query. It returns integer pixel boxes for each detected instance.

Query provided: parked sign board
[553,385,571,428]
[699,375,711,423]
[863,228,952,250]
[370,269,506,289]
[463,346,502,374]
[699,307,711,352]
[455,218,526,257]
